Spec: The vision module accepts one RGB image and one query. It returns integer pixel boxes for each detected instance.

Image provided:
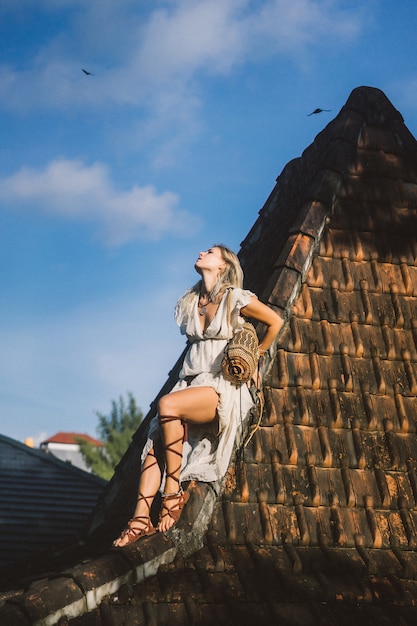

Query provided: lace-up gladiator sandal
[158,416,190,531]
[113,452,158,547]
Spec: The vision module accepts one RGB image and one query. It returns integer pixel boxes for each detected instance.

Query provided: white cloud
[0,0,366,111]
[252,0,363,46]
[0,0,368,170]
[136,0,245,81]
[137,0,363,81]
[0,158,200,245]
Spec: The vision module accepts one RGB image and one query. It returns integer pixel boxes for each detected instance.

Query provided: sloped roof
[3,86,417,624]
[41,432,103,446]
[0,434,106,573]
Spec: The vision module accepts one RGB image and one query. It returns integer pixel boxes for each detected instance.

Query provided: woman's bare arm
[240,296,283,354]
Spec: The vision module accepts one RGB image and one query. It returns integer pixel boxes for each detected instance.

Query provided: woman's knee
[158,393,178,417]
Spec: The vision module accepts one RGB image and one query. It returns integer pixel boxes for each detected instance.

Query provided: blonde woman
[114,245,282,546]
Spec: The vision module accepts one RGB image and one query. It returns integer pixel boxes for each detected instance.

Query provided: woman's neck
[200,272,218,298]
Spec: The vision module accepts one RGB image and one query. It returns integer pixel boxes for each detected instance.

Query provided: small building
[40,431,103,472]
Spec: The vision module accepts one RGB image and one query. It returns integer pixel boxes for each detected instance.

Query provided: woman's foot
[113,490,156,547]
[157,488,189,533]
[113,515,155,547]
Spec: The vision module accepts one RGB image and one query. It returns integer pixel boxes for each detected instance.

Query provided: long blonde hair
[177,244,243,315]
[211,244,243,293]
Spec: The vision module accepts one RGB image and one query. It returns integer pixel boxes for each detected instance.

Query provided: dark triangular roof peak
[239,86,417,312]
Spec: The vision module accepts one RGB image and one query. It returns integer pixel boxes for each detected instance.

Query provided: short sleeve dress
[143,287,255,487]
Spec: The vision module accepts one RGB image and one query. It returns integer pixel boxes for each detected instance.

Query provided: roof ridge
[0,432,106,485]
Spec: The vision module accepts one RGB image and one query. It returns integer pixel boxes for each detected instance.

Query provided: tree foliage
[78,392,143,480]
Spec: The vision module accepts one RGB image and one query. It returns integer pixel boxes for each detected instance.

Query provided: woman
[114,245,282,546]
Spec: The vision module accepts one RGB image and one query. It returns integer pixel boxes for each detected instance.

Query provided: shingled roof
[3,85,417,625]
[0,434,106,571]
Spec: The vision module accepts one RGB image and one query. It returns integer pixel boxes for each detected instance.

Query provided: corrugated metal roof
[0,433,106,569]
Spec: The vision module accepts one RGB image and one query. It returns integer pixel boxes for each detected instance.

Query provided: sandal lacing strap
[159,415,187,488]
[113,450,159,547]
[115,509,156,545]
[113,492,156,546]
[159,488,190,525]
[158,415,190,529]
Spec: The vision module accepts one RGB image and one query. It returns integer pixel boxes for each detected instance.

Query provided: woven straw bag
[221,291,259,386]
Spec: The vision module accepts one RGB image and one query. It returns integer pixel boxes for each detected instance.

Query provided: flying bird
[81,68,94,75]
[307,108,331,116]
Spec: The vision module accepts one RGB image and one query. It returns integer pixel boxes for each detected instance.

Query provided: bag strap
[243,387,264,447]
[242,335,264,447]
[226,288,233,340]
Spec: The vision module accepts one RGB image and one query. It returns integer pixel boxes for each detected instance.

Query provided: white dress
[143,287,255,488]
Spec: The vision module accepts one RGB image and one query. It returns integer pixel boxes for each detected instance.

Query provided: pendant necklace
[198,292,212,316]
[198,299,209,316]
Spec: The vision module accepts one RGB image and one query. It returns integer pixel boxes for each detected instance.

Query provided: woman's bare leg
[158,386,219,532]
[113,447,161,546]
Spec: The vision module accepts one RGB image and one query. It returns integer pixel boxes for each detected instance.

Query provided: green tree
[78,392,143,480]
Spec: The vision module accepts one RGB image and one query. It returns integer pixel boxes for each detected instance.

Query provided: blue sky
[1,0,416,445]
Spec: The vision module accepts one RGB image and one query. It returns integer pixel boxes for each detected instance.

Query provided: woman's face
[195,247,226,275]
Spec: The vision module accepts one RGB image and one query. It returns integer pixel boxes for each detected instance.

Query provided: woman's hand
[248,365,262,390]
